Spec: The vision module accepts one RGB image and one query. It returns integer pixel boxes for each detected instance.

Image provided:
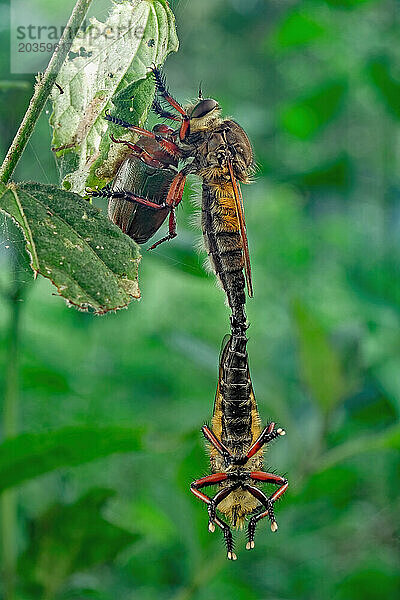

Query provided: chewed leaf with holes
[50,0,178,195]
[0,182,140,313]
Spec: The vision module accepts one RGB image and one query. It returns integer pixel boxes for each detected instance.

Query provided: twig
[0,0,94,184]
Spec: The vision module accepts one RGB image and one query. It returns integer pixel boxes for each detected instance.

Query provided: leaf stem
[0,0,94,185]
[0,259,25,600]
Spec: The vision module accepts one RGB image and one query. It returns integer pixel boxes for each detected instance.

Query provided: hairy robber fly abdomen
[202,185,247,328]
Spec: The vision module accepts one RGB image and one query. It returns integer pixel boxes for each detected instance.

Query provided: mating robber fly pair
[91,65,288,559]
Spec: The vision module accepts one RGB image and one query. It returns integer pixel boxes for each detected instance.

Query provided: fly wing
[212,334,231,417]
[227,161,253,298]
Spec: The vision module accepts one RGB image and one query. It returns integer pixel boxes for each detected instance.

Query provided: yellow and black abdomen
[201,181,246,328]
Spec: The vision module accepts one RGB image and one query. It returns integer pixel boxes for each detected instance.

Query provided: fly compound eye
[191,99,219,119]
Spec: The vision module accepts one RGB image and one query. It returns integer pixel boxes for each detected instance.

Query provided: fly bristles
[190,213,202,236]
[227,504,247,530]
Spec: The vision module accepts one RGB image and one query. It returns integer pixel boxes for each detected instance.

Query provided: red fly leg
[90,188,167,211]
[153,124,177,136]
[201,425,233,463]
[151,66,190,140]
[207,484,240,532]
[147,171,187,250]
[147,209,177,250]
[244,422,286,462]
[244,472,289,549]
[125,124,182,158]
[190,473,237,560]
[105,111,182,159]
[190,473,228,517]
[152,98,181,122]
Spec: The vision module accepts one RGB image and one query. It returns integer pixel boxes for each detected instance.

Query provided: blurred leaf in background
[0,0,399,599]
[19,488,139,598]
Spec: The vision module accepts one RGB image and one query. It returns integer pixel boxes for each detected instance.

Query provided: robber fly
[190,333,288,560]
[92,66,254,328]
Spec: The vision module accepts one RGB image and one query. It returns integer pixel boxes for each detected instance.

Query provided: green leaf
[273,9,326,49]
[0,426,143,493]
[19,488,139,598]
[367,57,400,120]
[290,154,353,191]
[280,81,347,139]
[0,182,140,313]
[50,0,178,195]
[323,0,373,9]
[293,300,347,413]
[317,423,400,472]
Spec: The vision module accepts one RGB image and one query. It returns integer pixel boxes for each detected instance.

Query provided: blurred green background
[1,0,400,598]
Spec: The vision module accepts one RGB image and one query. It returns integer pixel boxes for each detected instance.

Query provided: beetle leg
[109,135,166,169]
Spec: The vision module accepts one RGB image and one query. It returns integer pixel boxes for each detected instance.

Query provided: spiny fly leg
[207,502,217,531]
[89,188,166,211]
[246,502,276,551]
[152,97,180,122]
[246,503,277,551]
[243,476,288,548]
[243,422,286,463]
[207,484,239,533]
[147,171,186,250]
[213,516,236,561]
[105,110,181,158]
[147,208,176,250]
[201,425,232,464]
[246,514,258,550]
[150,65,190,140]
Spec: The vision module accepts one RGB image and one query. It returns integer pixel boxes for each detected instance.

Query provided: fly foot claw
[246,540,255,550]
[227,551,237,560]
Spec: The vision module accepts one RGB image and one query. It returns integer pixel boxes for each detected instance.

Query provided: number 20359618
[18,42,59,53]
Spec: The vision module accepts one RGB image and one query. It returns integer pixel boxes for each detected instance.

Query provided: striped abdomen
[202,181,247,329]
[212,334,261,457]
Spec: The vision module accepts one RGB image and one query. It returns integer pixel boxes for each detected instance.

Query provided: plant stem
[0,0,94,185]
[0,260,25,600]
